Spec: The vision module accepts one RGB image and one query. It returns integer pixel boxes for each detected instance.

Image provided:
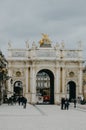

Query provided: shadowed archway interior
[14,81,23,96]
[36,69,54,104]
[67,81,76,102]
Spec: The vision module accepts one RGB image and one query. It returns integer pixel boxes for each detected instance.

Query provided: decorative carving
[69,72,74,77]
[66,68,79,78]
[16,71,21,77]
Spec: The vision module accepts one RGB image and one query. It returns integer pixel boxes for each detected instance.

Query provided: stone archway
[14,81,23,96]
[36,69,54,104]
[67,81,76,102]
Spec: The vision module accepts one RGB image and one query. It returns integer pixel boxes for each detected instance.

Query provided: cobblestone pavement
[0,103,86,130]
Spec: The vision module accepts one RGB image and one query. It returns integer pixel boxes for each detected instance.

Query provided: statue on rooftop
[78,40,82,50]
[61,40,65,49]
[25,40,29,48]
[8,41,12,48]
[39,33,51,45]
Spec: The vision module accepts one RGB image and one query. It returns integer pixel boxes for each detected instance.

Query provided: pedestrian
[65,98,69,110]
[74,99,76,108]
[23,97,27,109]
[61,97,65,110]
[17,96,21,105]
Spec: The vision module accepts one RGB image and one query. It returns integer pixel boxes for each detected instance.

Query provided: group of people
[17,96,27,108]
[7,95,27,108]
[61,97,77,110]
[61,97,70,110]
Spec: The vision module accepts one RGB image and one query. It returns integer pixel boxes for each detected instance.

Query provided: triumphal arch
[7,34,83,104]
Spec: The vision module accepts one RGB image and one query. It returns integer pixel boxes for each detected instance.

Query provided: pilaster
[61,67,65,94]
[54,67,60,103]
[8,68,13,97]
[30,66,36,104]
[79,67,83,94]
[25,67,29,93]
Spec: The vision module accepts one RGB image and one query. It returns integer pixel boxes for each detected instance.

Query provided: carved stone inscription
[36,50,56,57]
[66,51,78,58]
[12,51,25,57]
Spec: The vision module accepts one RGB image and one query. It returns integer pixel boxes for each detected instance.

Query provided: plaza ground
[0,103,86,130]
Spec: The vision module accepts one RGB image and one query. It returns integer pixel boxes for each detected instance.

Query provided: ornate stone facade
[7,36,83,104]
[82,66,86,100]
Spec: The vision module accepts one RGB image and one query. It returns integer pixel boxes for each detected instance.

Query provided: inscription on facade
[36,50,56,57]
[12,52,25,57]
[66,51,78,58]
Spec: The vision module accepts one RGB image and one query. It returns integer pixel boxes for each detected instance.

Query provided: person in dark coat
[17,96,21,105]
[61,97,65,110]
[65,98,69,110]
[74,99,76,108]
[23,97,27,108]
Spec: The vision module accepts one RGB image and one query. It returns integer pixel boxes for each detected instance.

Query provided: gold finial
[39,33,51,45]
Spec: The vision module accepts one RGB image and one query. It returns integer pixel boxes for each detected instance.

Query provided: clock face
[16,71,21,77]
[69,72,74,77]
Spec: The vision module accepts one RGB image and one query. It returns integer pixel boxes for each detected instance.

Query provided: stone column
[54,67,60,104]
[30,66,36,104]
[8,68,13,97]
[25,67,29,93]
[79,67,83,94]
[61,67,65,94]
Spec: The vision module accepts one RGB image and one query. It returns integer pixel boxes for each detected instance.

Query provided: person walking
[61,97,65,110]
[74,99,76,108]
[23,97,27,109]
[65,98,69,110]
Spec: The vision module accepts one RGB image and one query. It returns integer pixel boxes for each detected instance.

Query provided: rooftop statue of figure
[25,40,29,48]
[78,40,82,50]
[61,40,65,49]
[55,42,59,49]
[39,33,51,45]
[8,41,12,48]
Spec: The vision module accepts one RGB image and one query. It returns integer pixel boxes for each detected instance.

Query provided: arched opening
[67,81,76,102]
[14,81,23,96]
[36,69,54,104]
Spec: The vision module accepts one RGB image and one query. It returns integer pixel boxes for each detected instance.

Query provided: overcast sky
[0,0,86,59]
